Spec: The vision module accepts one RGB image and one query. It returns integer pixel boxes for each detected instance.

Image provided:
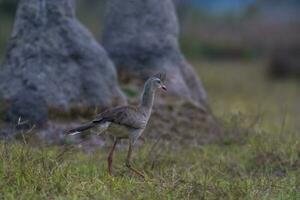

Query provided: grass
[1,60,300,199]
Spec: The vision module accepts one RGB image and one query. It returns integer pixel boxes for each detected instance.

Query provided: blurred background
[1,0,300,128]
[1,0,300,64]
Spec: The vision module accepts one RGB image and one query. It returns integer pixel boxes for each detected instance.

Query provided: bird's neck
[139,81,155,114]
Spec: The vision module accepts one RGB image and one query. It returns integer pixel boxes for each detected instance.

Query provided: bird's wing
[93,106,146,129]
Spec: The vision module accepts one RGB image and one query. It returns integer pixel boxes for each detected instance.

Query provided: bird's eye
[157,80,161,84]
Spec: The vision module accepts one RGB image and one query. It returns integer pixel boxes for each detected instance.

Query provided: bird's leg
[139,136,146,144]
[107,138,119,176]
[126,142,145,178]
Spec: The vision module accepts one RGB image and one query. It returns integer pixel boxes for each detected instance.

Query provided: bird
[67,73,167,178]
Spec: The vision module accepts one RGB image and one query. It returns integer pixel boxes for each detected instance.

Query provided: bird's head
[150,73,167,91]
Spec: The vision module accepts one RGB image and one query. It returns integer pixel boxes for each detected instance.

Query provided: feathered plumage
[67,73,167,177]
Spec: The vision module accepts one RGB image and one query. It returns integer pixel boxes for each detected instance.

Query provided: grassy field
[1,60,299,199]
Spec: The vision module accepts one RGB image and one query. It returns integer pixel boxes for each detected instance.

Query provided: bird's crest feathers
[153,72,166,82]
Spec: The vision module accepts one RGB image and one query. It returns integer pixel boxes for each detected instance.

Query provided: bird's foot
[126,162,145,179]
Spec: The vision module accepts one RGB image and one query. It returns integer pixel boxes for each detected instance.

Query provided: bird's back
[94,105,148,130]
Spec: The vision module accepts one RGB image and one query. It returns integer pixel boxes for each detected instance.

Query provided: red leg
[126,142,145,178]
[107,138,119,175]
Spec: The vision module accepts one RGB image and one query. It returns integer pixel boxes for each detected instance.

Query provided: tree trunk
[0,0,126,127]
[102,0,208,108]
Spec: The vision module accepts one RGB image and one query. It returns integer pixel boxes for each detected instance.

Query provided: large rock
[102,0,208,108]
[6,89,48,129]
[0,0,126,127]
[268,46,300,79]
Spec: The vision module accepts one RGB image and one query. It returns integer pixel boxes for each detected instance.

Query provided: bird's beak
[161,85,167,91]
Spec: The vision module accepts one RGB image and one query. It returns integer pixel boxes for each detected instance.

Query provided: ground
[0,60,299,199]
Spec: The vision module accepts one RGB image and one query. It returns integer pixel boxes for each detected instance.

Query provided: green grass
[1,60,300,199]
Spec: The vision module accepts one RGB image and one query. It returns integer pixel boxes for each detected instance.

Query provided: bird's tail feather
[67,122,96,135]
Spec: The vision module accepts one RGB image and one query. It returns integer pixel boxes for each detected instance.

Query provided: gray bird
[68,73,167,177]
